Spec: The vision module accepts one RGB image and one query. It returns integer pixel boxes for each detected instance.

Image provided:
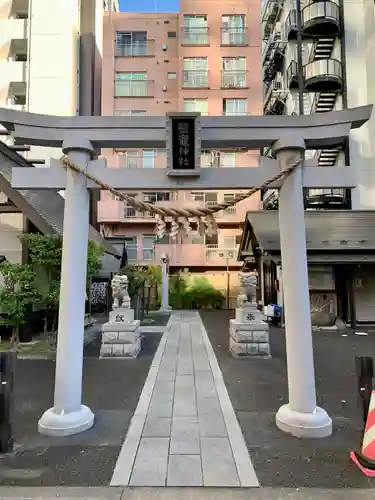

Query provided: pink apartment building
[99,0,262,273]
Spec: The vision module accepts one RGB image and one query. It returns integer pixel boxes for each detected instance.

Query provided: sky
[119,0,179,12]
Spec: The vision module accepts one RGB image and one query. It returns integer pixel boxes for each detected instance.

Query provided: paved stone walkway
[111,311,258,487]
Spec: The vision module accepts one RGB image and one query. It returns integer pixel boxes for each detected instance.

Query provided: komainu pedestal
[229,272,271,358]
[100,274,141,358]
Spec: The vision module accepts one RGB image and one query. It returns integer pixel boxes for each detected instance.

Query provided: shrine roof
[0,141,120,257]
[239,210,375,262]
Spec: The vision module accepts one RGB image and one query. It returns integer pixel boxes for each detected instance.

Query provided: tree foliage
[18,233,104,334]
[0,262,41,344]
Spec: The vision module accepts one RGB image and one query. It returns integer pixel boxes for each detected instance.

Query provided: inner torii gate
[0,105,371,440]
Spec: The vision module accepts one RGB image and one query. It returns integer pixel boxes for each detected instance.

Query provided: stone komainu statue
[238,271,258,307]
[111,274,130,309]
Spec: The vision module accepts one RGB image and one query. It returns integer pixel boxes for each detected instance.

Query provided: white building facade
[262,0,375,210]
[261,0,375,325]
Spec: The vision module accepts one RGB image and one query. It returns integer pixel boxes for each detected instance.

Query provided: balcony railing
[114,80,154,97]
[302,1,340,35]
[182,27,209,45]
[124,206,154,218]
[115,41,154,57]
[221,27,248,46]
[217,207,237,217]
[221,70,247,89]
[182,70,209,88]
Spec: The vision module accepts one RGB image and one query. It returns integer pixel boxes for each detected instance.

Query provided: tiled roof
[243,210,375,253]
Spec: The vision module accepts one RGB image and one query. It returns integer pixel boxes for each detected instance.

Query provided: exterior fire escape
[262,0,348,211]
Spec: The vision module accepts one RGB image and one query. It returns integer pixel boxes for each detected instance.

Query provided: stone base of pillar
[229,304,271,358]
[157,306,172,314]
[100,307,141,359]
[38,404,94,437]
[276,403,332,438]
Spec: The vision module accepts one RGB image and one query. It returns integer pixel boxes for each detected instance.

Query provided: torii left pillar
[38,139,95,436]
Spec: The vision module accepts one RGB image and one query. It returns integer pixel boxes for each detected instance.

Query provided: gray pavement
[200,309,375,489]
[0,487,375,500]
[111,311,258,487]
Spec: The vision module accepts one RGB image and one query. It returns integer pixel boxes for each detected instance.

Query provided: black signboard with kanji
[171,116,196,170]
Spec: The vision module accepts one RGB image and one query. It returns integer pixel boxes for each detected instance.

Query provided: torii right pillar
[272,136,332,438]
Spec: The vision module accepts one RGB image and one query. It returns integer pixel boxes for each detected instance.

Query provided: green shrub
[169,275,224,310]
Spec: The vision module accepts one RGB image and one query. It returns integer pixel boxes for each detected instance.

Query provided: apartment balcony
[305,189,348,208]
[8,0,29,18]
[221,71,248,89]
[0,18,28,45]
[97,200,156,223]
[286,60,299,89]
[221,27,248,46]
[115,41,155,57]
[264,81,288,115]
[302,1,340,37]
[285,9,297,40]
[262,0,284,37]
[304,58,343,92]
[154,244,240,268]
[262,30,286,82]
[114,79,154,98]
[262,190,279,210]
[181,27,209,46]
[182,70,209,89]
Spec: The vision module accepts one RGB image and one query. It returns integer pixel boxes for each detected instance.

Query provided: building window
[184,98,209,115]
[183,58,208,88]
[221,15,247,45]
[183,15,209,45]
[123,236,138,260]
[143,192,171,202]
[116,150,156,168]
[116,31,149,57]
[168,72,177,79]
[142,235,156,261]
[191,192,218,206]
[223,98,247,115]
[115,109,147,116]
[221,57,247,88]
[223,235,241,249]
[115,72,148,97]
[168,31,177,38]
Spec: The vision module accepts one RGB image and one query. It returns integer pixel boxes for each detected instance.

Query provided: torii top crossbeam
[0,105,372,149]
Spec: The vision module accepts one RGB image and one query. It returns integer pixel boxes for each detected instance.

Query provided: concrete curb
[0,487,375,499]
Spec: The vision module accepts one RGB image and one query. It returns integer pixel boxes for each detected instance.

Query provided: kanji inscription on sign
[115,314,125,322]
[171,116,196,170]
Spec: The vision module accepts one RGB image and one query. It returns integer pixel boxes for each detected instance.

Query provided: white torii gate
[0,105,371,439]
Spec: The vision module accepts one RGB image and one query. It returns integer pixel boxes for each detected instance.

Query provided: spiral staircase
[261,0,349,210]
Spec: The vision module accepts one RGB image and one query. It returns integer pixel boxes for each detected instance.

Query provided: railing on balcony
[304,58,343,91]
[114,79,154,97]
[182,26,209,45]
[182,70,209,88]
[116,150,166,169]
[217,207,237,217]
[124,206,154,219]
[221,27,248,46]
[115,41,154,57]
[222,111,248,116]
[302,0,340,35]
[284,9,297,38]
[221,70,247,89]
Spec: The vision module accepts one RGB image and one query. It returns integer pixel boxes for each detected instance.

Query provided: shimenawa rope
[61,155,302,238]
